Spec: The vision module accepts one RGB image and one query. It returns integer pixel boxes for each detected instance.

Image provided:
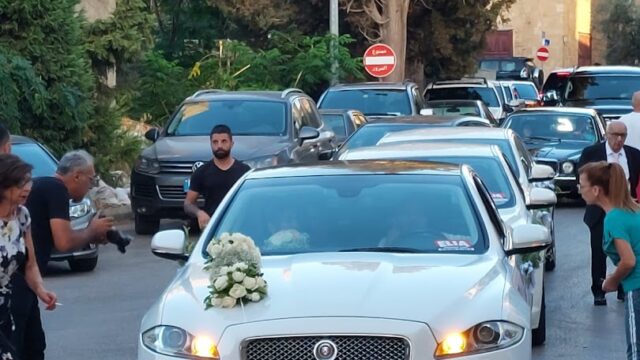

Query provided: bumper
[131,170,203,219]
[554,175,578,196]
[50,210,98,262]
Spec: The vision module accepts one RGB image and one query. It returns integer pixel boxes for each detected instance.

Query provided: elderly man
[618,91,640,150]
[10,150,113,360]
[578,121,640,305]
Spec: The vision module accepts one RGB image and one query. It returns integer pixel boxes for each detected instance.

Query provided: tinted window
[542,73,569,93]
[320,89,412,116]
[513,83,539,100]
[501,85,514,101]
[500,61,517,71]
[425,102,481,116]
[12,144,58,177]
[426,87,500,107]
[166,100,287,136]
[505,114,597,143]
[566,75,640,101]
[480,60,499,71]
[207,175,486,255]
[320,114,347,136]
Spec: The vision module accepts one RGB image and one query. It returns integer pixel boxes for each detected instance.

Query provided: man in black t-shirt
[10,150,113,360]
[184,124,250,229]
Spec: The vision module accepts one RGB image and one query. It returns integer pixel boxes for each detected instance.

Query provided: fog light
[192,336,219,358]
[440,332,466,355]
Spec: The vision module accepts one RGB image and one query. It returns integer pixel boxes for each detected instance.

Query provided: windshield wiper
[524,136,562,143]
[339,246,425,253]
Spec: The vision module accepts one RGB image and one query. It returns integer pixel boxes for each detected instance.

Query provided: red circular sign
[363,44,397,78]
[536,47,550,62]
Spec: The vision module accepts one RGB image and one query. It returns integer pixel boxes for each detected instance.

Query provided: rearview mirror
[526,187,557,210]
[151,230,188,261]
[145,128,160,142]
[505,224,551,256]
[530,163,555,182]
[420,108,434,116]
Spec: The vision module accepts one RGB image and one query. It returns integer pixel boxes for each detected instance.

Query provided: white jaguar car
[139,161,550,360]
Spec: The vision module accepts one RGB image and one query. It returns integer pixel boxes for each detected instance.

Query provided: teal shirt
[604,208,640,292]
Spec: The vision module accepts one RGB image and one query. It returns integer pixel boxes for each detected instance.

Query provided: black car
[550,66,640,121]
[333,115,492,159]
[131,88,336,235]
[478,57,544,88]
[501,107,607,198]
[541,68,573,106]
[11,136,98,272]
[317,81,425,117]
[318,109,367,146]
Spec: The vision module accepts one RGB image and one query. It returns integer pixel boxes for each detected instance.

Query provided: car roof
[246,160,464,179]
[10,135,38,145]
[182,88,309,103]
[327,82,413,90]
[379,127,512,143]
[572,66,640,76]
[319,109,360,115]
[509,107,598,116]
[366,115,482,125]
[505,80,537,86]
[340,142,500,160]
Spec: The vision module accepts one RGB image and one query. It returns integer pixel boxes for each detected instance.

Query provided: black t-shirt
[25,177,70,271]
[189,160,250,215]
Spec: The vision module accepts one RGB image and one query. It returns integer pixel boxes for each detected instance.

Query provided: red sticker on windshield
[435,240,474,251]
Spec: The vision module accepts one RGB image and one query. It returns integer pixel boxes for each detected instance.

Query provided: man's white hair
[57,150,94,175]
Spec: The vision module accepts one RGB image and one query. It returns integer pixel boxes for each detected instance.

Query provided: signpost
[536,47,550,62]
[363,43,397,78]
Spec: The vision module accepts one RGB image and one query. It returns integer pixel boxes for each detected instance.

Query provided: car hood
[524,141,586,160]
[159,253,506,332]
[143,135,290,162]
[564,99,632,116]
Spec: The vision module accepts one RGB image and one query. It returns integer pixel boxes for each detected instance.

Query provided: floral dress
[0,206,30,359]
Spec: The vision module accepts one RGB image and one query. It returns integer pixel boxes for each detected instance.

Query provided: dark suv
[131,88,335,234]
[316,81,425,117]
[478,57,544,89]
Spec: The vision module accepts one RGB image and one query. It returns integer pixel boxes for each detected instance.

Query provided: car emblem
[192,161,205,172]
[313,340,337,360]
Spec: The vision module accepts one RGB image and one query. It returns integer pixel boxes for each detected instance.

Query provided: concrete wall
[77,0,116,22]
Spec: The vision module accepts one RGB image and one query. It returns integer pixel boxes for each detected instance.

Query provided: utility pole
[330,0,339,85]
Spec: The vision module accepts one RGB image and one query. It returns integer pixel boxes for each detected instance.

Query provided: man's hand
[35,287,57,311]
[197,211,211,230]
[89,215,114,243]
[602,276,620,293]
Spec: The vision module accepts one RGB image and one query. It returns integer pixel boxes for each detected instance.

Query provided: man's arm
[50,217,113,252]
[184,190,203,217]
[577,145,595,169]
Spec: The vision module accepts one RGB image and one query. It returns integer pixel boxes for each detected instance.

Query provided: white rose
[211,297,223,307]
[229,284,248,299]
[232,271,246,282]
[256,277,266,288]
[219,266,231,275]
[220,296,236,308]
[234,262,249,271]
[242,277,258,290]
[213,276,229,291]
[249,292,261,302]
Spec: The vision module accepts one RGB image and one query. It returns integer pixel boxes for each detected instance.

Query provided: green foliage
[602,0,640,65]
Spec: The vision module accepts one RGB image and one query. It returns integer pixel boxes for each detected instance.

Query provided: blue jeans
[626,290,640,360]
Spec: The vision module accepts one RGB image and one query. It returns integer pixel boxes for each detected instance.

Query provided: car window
[513,83,539,100]
[207,174,487,255]
[337,124,425,155]
[480,60,500,71]
[566,75,640,101]
[426,103,481,117]
[166,100,286,136]
[320,89,412,116]
[472,174,506,240]
[353,113,367,128]
[501,85,514,101]
[500,61,517,71]
[320,114,347,136]
[425,87,501,108]
[494,84,506,105]
[12,143,58,177]
[505,113,597,143]
[513,135,532,178]
[301,98,323,128]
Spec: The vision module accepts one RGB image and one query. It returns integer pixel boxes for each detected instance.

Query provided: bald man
[578,121,640,305]
[618,91,640,150]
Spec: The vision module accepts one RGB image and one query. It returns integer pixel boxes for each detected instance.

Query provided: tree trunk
[381,0,409,82]
[406,58,425,90]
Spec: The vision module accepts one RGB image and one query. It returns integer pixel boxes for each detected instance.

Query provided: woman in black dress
[0,154,56,358]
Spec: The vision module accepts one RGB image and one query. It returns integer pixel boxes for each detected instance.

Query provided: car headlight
[244,155,278,169]
[135,156,160,174]
[69,198,93,219]
[142,326,220,359]
[435,321,524,358]
[561,161,574,174]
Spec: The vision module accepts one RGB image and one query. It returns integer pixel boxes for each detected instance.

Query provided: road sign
[536,47,550,62]
[363,43,396,78]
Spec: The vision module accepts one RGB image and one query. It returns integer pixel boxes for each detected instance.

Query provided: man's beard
[213,149,230,159]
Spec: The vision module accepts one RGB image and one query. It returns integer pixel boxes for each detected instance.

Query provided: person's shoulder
[624,144,640,156]
[607,208,638,223]
[234,160,251,171]
[33,176,65,191]
[580,142,603,156]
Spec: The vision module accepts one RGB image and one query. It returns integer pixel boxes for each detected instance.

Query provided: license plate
[183,179,190,192]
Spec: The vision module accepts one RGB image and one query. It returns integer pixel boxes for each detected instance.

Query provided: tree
[602,0,640,65]
[0,53,47,132]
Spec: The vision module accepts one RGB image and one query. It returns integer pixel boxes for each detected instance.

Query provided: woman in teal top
[579,161,640,360]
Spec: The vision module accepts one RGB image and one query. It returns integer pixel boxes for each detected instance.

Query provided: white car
[377,127,558,272]
[424,78,507,120]
[339,142,557,345]
[139,161,550,360]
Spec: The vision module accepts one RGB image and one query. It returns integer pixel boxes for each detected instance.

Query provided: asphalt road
[38,202,626,360]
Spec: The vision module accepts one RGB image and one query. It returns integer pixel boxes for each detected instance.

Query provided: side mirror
[505,224,551,256]
[526,187,557,210]
[151,230,188,261]
[529,163,556,182]
[420,108,434,116]
[503,103,514,113]
[508,99,521,108]
[145,128,160,142]
[542,90,558,102]
[299,126,320,144]
[318,149,335,161]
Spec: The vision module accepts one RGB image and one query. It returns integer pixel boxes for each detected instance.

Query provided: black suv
[478,57,544,89]
[316,81,425,117]
[548,66,640,122]
[131,88,335,234]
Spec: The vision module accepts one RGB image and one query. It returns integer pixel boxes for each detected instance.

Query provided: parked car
[501,107,607,198]
[130,88,336,235]
[317,81,425,117]
[141,161,551,359]
[479,57,544,89]
[339,142,557,345]
[541,68,573,106]
[11,135,98,272]
[423,100,499,126]
[509,80,542,107]
[423,78,507,120]
[332,114,492,159]
[318,109,367,146]
[546,66,640,122]
[376,127,558,271]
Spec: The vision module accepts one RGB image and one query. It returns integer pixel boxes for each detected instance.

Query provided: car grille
[159,161,195,174]
[243,335,410,360]
[535,159,559,175]
[133,184,156,199]
[157,185,186,200]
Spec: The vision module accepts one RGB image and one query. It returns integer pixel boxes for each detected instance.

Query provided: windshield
[513,83,539,100]
[166,100,287,136]
[206,175,486,255]
[320,89,412,116]
[426,87,500,108]
[338,124,429,155]
[320,114,347,137]
[566,75,640,101]
[426,102,481,117]
[12,144,57,177]
[505,114,596,143]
